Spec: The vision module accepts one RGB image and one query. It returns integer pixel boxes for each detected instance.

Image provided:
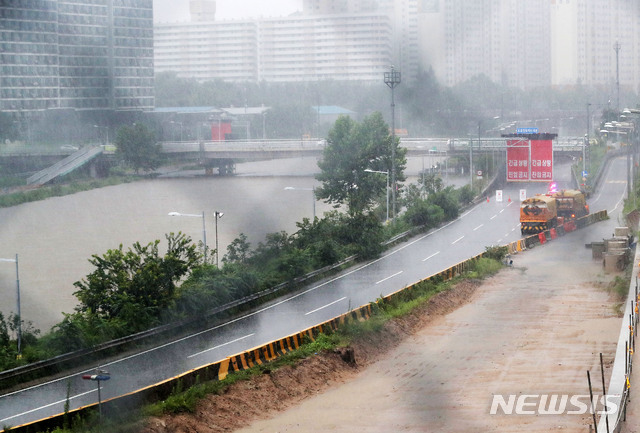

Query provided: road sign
[519,189,527,201]
[82,374,111,381]
[496,190,503,202]
[516,127,539,134]
[582,170,588,177]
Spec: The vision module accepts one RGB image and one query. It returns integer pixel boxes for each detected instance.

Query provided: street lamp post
[364,169,389,222]
[384,65,401,219]
[0,254,21,355]
[214,211,224,268]
[168,211,207,263]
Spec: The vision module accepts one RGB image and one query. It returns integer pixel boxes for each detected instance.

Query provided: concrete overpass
[3,137,587,183]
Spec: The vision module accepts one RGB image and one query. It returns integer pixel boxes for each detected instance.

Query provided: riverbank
[141,228,622,433]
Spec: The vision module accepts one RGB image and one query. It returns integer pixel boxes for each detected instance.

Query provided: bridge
[4,137,587,185]
[161,136,586,158]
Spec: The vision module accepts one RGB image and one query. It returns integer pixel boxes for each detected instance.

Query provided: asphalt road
[0,157,628,428]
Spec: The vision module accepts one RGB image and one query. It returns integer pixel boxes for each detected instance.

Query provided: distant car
[60,145,79,151]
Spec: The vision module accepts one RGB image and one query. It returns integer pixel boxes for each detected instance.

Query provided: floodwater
[0,155,460,332]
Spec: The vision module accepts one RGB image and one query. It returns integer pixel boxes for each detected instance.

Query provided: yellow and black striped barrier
[9,209,610,433]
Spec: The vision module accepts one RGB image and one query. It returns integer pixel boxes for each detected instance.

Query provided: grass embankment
[0,176,143,208]
[41,256,503,433]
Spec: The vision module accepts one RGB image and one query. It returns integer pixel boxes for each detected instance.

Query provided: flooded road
[0,155,463,332]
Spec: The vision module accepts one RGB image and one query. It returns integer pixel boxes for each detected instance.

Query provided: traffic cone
[486,197,489,202]
[508,196,511,202]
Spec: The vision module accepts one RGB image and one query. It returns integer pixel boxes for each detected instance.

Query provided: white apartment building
[552,0,640,96]
[154,13,393,83]
[419,0,550,89]
[420,0,639,91]
[302,0,420,82]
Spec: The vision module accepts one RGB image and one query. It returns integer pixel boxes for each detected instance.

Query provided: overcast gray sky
[153,0,301,22]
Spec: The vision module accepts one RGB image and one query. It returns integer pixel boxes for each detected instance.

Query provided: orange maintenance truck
[551,189,589,220]
[520,194,558,235]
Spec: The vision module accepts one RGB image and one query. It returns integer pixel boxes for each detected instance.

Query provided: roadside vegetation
[32,247,506,433]
[0,113,482,374]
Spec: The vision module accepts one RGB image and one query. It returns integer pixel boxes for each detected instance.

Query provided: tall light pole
[284,186,316,219]
[364,169,389,222]
[384,65,401,219]
[614,41,621,112]
[214,211,224,268]
[585,102,591,174]
[168,211,207,263]
[1,254,21,355]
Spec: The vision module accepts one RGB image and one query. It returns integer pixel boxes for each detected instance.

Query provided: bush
[403,199,444,228]
[483,245,509,261]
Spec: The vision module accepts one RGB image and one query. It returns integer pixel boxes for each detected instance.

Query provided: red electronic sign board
[506,139,529,181]
[506,138,553,182]
[529,139,553,181]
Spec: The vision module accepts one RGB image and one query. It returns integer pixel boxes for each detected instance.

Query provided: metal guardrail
[7,209,612,433]
[0,251,358,392]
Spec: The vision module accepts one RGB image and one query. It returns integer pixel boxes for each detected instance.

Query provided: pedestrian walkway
[27,146,103,185]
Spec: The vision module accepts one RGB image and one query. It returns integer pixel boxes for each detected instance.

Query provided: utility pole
[384,65,401,219]
[614,41,630,197]
[614,41,621,112]
[585,102,591,174]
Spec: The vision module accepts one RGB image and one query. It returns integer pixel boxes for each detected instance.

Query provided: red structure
[211,120,232,141]
[504,133,556,182]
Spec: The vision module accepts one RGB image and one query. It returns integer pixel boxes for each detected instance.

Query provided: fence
[596,249,638,433]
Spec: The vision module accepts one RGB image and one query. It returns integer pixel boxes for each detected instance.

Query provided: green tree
[427,186,460,220]
[316,112,407,217]
[72,232,200,331]
[115,123,162,173]
[404,200,445,228]
[223,233,251,264]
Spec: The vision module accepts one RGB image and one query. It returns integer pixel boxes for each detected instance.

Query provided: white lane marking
[305,297,347,316]
[490,215,497,220]
[507,201,514,207]
[422,251,440,262]
[0,390,95,423]
[1,193,490,412]
[499,209,505,214]
[452,236,464,244]
[590,157,626,214]
[375,271,403,285]
[496,238,503,243]
[188,333,255,359]
[473,224,483,231]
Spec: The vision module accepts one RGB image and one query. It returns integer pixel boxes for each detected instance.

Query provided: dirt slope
[143,235,621,433]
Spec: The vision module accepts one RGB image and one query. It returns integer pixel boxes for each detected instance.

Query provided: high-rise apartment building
[154,14,393,82]
[419,0,550,89]
[302,0,420,82]
[552,0,640,95]
[0,0,154,114]
[421,0,640,91]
